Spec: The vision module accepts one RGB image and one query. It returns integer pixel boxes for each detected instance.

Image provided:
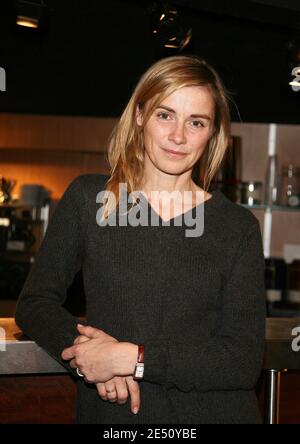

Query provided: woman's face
[137,85,215,177]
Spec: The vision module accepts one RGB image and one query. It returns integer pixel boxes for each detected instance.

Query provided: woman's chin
[155,162,191,176]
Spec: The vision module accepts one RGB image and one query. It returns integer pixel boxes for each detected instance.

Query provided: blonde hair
[102,55,231,219]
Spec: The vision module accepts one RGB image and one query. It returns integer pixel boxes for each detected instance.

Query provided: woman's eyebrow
[156,105,175,113]
[156,105,211,120]
[190,113,211,120]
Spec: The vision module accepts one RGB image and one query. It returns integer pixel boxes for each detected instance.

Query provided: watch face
[134,363,144,379]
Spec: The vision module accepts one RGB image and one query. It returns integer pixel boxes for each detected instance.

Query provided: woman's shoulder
[212,189,261,235]
[60,174,110,212]
[71,173,110,190]
[64,174,110,200]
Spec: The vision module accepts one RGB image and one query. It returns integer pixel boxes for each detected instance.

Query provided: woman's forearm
[112,342,139,377]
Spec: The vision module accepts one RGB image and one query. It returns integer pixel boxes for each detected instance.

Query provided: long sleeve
[142,220,266,392]
[14,176,87,378]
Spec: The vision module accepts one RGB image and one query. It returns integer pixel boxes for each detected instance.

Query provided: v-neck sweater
[15,173,266,424]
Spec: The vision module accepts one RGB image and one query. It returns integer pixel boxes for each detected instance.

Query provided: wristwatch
[133,344,144,381]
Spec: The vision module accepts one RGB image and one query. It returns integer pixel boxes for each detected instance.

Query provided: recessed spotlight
[151,1,192,52]
[15,0,45,30]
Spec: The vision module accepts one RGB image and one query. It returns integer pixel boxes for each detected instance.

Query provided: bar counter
[1,317,300,423]
[1,317,300,374]
[0,318,66,374]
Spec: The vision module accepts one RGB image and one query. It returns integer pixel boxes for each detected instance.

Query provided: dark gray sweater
[15,173,266,424]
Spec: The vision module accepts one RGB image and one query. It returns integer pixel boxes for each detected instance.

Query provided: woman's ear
[136,105,143,127]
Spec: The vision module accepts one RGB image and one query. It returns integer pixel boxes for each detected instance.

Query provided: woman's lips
[163,148,188,158]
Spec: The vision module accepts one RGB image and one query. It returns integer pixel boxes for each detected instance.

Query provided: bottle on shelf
[264,257,287,316]
[279,164,300,207]
[240,181,263,205]
[286,259,300,309]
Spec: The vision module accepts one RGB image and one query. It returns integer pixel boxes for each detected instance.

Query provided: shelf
[240,204,300,212]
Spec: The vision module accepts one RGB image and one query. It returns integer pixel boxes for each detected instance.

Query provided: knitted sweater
[15,174,266,424]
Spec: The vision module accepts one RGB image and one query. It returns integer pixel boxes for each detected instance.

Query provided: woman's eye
[157,112,171,120]
[190,120,204,128]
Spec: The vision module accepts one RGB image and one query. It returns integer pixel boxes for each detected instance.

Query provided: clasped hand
[61,324,140,414]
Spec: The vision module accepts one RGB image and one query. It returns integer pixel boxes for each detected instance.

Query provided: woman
[15,55,266,424]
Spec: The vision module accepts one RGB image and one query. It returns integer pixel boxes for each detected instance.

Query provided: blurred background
[1,0,300,121]
[0,0,299,424]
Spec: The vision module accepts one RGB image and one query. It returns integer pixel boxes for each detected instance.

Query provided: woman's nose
[168,121,186,145]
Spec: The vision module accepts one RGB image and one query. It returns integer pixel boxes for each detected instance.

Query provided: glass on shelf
[240,181,263,206]
[287,259,300,305]
[265,258,286,303]
[265,257,300,318]
[279,164,300,208]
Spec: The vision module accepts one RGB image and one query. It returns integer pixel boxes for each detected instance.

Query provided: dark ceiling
[0,0,300,124]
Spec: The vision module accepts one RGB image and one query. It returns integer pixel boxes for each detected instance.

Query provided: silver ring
[76,367,84,377]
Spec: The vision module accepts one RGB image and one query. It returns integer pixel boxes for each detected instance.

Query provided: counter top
[0,318,67,375]
[264,317,300,370]
[1,317,300,375]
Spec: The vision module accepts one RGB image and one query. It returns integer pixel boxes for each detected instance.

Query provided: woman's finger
[74,335,89,345]
[126,376,140,414]
[96,377,130,406]
[105,376,125,403]
[113,376,128,405]
[105,384,117,402]
[96,382,108,401]
[70,358,77,369]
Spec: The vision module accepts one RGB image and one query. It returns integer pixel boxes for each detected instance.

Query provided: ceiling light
[289,66,300,91]
[15,0,45,29]
[287,36,300,91]
[16,16,39,28]
[152,1,192,52]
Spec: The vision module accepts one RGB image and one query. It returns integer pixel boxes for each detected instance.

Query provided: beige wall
[0,114,115,199]
[0,115,299,258]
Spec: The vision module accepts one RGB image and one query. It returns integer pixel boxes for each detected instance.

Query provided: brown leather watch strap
[137,344,144,363]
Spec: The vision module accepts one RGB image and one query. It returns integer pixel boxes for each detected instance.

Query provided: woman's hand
[96,376,140,414]
[61,323,137,382]
[61,324,120,382]
[68,324,118,376]
[72,327,140,414]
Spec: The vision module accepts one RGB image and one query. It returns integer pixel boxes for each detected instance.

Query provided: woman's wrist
[112,342,139,376]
